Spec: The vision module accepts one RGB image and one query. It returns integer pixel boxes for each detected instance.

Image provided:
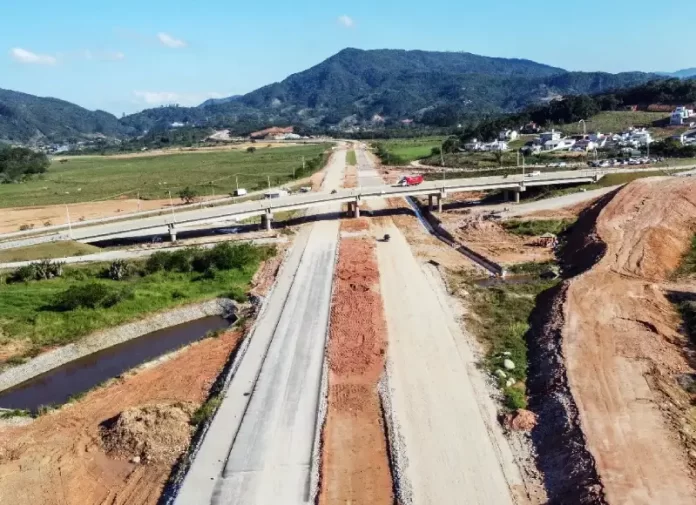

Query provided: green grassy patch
[346,150,357,166]
[454,272,557,410]
[503,219,575,236]
[0,144,329,208]
[556,111,670,136]
[191,394,222,425]
[674,234,696,278]
[373,137,445,164]
[0,244,273,357]
[507,260,558,276]
[0,241,101,264]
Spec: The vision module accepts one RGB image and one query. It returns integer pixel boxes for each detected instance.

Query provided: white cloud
[82,50,125,61]
[157,32,187,48]
[133,91,225,106]
[10,47,57,65]
[337,15,355,28]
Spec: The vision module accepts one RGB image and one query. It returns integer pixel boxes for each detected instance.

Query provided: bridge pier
[437,192,444,213]
[168,224,177,242]
[261,210,273,231]
[513,190,520,203]
[353,200,360,218]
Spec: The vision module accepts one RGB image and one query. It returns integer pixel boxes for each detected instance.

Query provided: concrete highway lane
[173,149,345,505]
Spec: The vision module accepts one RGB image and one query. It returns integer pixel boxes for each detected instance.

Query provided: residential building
[540,130,562,143]
[498,129,519,141]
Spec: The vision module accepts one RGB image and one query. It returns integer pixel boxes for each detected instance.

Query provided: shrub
[145,251,169,273]
[246,146,256,154]
[53,283,127,311]
[504,387,527,410]
[18,223,34,231]
[105,260,132,281]
[8,265,36,283]
[166,249,195,272]
[226,285,247,303]
[191,395,222,425]
[177,186,198,204]
[7,260,63,283]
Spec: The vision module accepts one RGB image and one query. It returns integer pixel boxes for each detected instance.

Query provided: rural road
[173,149,344,505]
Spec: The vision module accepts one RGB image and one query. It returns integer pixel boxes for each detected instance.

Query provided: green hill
[0,89,133,145]
[123,49,662,130]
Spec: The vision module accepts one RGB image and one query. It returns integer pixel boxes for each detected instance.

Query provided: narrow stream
[0,315,233,412]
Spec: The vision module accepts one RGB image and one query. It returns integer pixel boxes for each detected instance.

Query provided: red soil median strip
[318,230,393,505]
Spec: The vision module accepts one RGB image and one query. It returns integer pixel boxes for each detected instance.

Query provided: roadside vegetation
[0,243,274,360]
[503,219,574,236]
[346,150,357,166]
[0,146,50,184]
[675,235,696,278]
[0,144,329,208]
[453,272,557,410]
[0,241,100,263]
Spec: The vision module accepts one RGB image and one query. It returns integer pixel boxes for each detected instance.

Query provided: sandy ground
[438,213,554,265]
[0,329,243,505]
[385,198,483,272]
[562,177,696,504]
[319,231,393,505]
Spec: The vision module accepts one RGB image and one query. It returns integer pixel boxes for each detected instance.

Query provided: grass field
[346,150,357,165]
[0,144,329,208]
[503,219,575,236]
[556,111,671,136]
[0,244,271,358]
[374,137,445,164]
[0,242,100,264]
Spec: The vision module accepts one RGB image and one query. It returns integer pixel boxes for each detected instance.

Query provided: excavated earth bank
[527,178,696,505]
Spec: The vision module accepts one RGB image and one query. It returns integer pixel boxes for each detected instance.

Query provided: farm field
[374,137,444,164]
[0,144,329,209]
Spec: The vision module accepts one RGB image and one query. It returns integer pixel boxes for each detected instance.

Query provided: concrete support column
[437,194,443,213]
[514,190,520,203]
[262,210,273,231]
[168,224,177,242]
[353,199,360,218]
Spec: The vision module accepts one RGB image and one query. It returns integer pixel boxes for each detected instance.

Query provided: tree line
[0,146,50,183]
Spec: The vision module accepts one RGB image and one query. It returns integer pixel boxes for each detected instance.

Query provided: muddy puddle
[0,315,233,412]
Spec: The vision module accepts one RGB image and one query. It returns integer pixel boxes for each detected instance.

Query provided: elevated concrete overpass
[0,169,603,248]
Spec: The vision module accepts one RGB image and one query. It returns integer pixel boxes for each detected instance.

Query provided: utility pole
[137,192,141,212]
[267,176,271,189]
[579,119,587,136]
[65,205,72,238]
[168,190,176,222]
[235,175,239,192]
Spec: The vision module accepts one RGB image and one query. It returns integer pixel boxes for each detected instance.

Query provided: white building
[543,138,576,151]
[540,130,562,143]
[498,129,519,141]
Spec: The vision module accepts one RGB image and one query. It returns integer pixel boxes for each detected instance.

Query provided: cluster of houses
[670,106,696,126]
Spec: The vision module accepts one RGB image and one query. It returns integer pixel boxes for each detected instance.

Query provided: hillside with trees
[0,146,50,182]
[0,89,133,145]
[458,78,696,142]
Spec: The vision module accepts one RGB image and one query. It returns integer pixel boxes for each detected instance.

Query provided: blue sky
[2,0,694,115]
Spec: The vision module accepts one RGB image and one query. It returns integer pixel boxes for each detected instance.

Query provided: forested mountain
[123,49,661,130]
[0,89,133,144]
[0,48,670,143]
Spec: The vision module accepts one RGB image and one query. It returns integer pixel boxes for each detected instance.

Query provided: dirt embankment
[529,178,696,505]
[318,230,393,505]
[0,329,243,505]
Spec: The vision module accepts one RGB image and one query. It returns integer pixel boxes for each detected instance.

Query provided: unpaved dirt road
[173,149,345,505]
[375,219,522,504]
[564,177,696,505]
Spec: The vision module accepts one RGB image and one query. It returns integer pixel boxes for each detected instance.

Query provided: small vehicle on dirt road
[382,234,391,242]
